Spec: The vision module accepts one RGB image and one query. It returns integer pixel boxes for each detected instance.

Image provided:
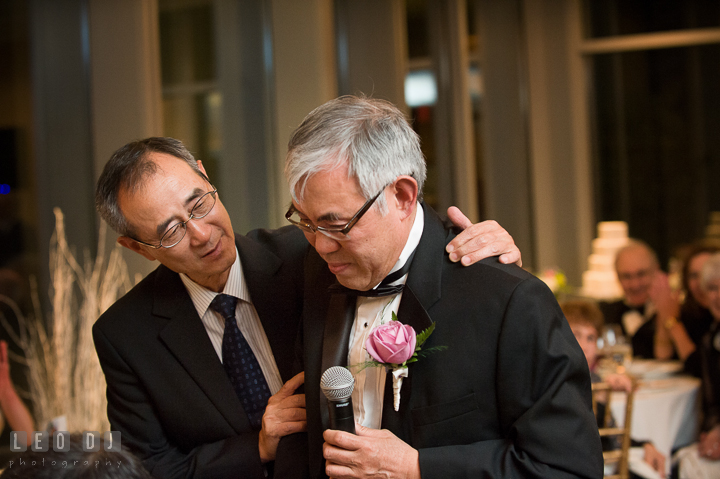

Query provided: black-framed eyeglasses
[131,187,218,249]
[285,185,387,241]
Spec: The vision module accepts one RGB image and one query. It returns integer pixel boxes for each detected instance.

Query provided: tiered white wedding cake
[581,221,629,300]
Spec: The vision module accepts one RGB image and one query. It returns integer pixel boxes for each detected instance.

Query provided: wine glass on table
[599,324,632,374]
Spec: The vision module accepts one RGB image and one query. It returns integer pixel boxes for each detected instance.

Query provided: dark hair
[0,433,152,479]
[560,299,604,334]
[95,137,204,237]
[681,240,720,295]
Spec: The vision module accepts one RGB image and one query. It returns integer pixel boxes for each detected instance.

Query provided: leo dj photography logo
[9,431,121,453]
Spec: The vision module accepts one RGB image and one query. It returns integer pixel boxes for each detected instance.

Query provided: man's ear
[391,176,418,219]
[117,236,157,261]
[196,160,208,176]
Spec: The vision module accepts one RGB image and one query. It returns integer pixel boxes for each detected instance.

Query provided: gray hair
[701,252,720,291]
[284,96,426,215]
[95,137,205,237]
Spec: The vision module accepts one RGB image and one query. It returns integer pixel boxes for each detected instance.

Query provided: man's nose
[312,231,341,254]
[186,218,211,245]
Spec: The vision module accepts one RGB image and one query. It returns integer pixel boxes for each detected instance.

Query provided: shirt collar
[180,247,251,318]
[373,202,424,289]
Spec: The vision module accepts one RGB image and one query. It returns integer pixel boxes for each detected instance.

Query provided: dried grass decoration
[0,208,132,432]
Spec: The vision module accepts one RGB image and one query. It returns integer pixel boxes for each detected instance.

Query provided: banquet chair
[592,379,637,479]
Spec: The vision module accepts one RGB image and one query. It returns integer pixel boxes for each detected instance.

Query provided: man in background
[92,137,520,478]
[601,240,695,360]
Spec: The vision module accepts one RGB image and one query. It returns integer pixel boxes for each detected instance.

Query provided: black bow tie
[328,249,416,298]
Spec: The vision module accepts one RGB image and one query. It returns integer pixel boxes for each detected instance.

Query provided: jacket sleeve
[93,324,267,479]
[418,278,604,479]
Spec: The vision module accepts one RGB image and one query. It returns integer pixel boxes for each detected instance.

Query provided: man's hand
[649,272,680,320]
[642,442,666,475]
[445,206,522,267]
[258,371,306,463]
[699,426,720,460]
[323,424,420,479]
[604,373,633,393]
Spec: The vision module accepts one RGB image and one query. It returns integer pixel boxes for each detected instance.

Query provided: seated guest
[277,95,603,478]
[600,240,695,361]
[0,433,152,478]
[673,253,720,477]
[680,243,720,347]
[0,341,33,446]
[561,300,666,477]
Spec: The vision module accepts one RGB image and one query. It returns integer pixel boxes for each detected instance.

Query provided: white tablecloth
[610,375,701,476]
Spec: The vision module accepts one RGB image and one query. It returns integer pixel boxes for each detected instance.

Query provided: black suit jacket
[279,206,603,479]
[93,228,308,478]
[599,300,659,359]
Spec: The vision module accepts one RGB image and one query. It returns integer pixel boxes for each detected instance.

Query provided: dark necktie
[328,249,417,297]
[210,293,270,430]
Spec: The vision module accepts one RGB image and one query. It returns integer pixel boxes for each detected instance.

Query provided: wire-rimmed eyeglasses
[130,187,218,249]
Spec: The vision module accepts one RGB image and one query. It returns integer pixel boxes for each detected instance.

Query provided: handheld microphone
[320,366,356,434]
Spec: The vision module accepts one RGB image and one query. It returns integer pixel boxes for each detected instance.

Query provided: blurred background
[1,0,720,307]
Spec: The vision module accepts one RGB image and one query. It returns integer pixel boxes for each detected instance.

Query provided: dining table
[608,360,701,478]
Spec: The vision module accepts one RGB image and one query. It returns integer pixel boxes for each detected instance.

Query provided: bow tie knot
[328,250,417,298]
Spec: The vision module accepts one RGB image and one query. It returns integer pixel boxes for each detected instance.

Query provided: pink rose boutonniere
[358,312,446,411]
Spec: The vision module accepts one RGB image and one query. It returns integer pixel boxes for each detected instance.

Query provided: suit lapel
[403,205,445,314]
[381,206,448,436]
[153,265,251,433]
[318,291,357,430]
[234,234,299,380]
[320,292,356,371]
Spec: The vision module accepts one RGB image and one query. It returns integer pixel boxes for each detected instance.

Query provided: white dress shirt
[347,203,424,429]
[180,247,283,395]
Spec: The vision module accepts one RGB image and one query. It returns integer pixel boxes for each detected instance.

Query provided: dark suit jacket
[279,206,603,479]
[599,300,658,359]
[93,228,308,479]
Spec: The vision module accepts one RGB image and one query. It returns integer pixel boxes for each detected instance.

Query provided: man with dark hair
[92,136,521,478]
[278,96,602,479]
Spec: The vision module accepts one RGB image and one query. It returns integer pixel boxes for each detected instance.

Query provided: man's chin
[335,273,372,292]
[626,296,648,307]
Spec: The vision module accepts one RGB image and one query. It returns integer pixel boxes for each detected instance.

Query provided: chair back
[591,379,637,479]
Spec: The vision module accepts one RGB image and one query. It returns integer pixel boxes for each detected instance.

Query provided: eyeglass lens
[160,191,217,247]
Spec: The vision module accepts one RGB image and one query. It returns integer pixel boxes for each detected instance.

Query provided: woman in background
[561,300,666,477]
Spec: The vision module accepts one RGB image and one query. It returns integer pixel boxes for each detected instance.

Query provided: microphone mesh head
[320,366,355,401]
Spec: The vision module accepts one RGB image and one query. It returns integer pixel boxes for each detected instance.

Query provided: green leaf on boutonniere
[391,311,399,321]
[351,360,388,373]
[415,345,448,358]
[415,322,436,348]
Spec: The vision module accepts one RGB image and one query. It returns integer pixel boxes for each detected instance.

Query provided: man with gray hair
[92,136,521,478]
[600,240,695,361]
[278,96,602,479]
